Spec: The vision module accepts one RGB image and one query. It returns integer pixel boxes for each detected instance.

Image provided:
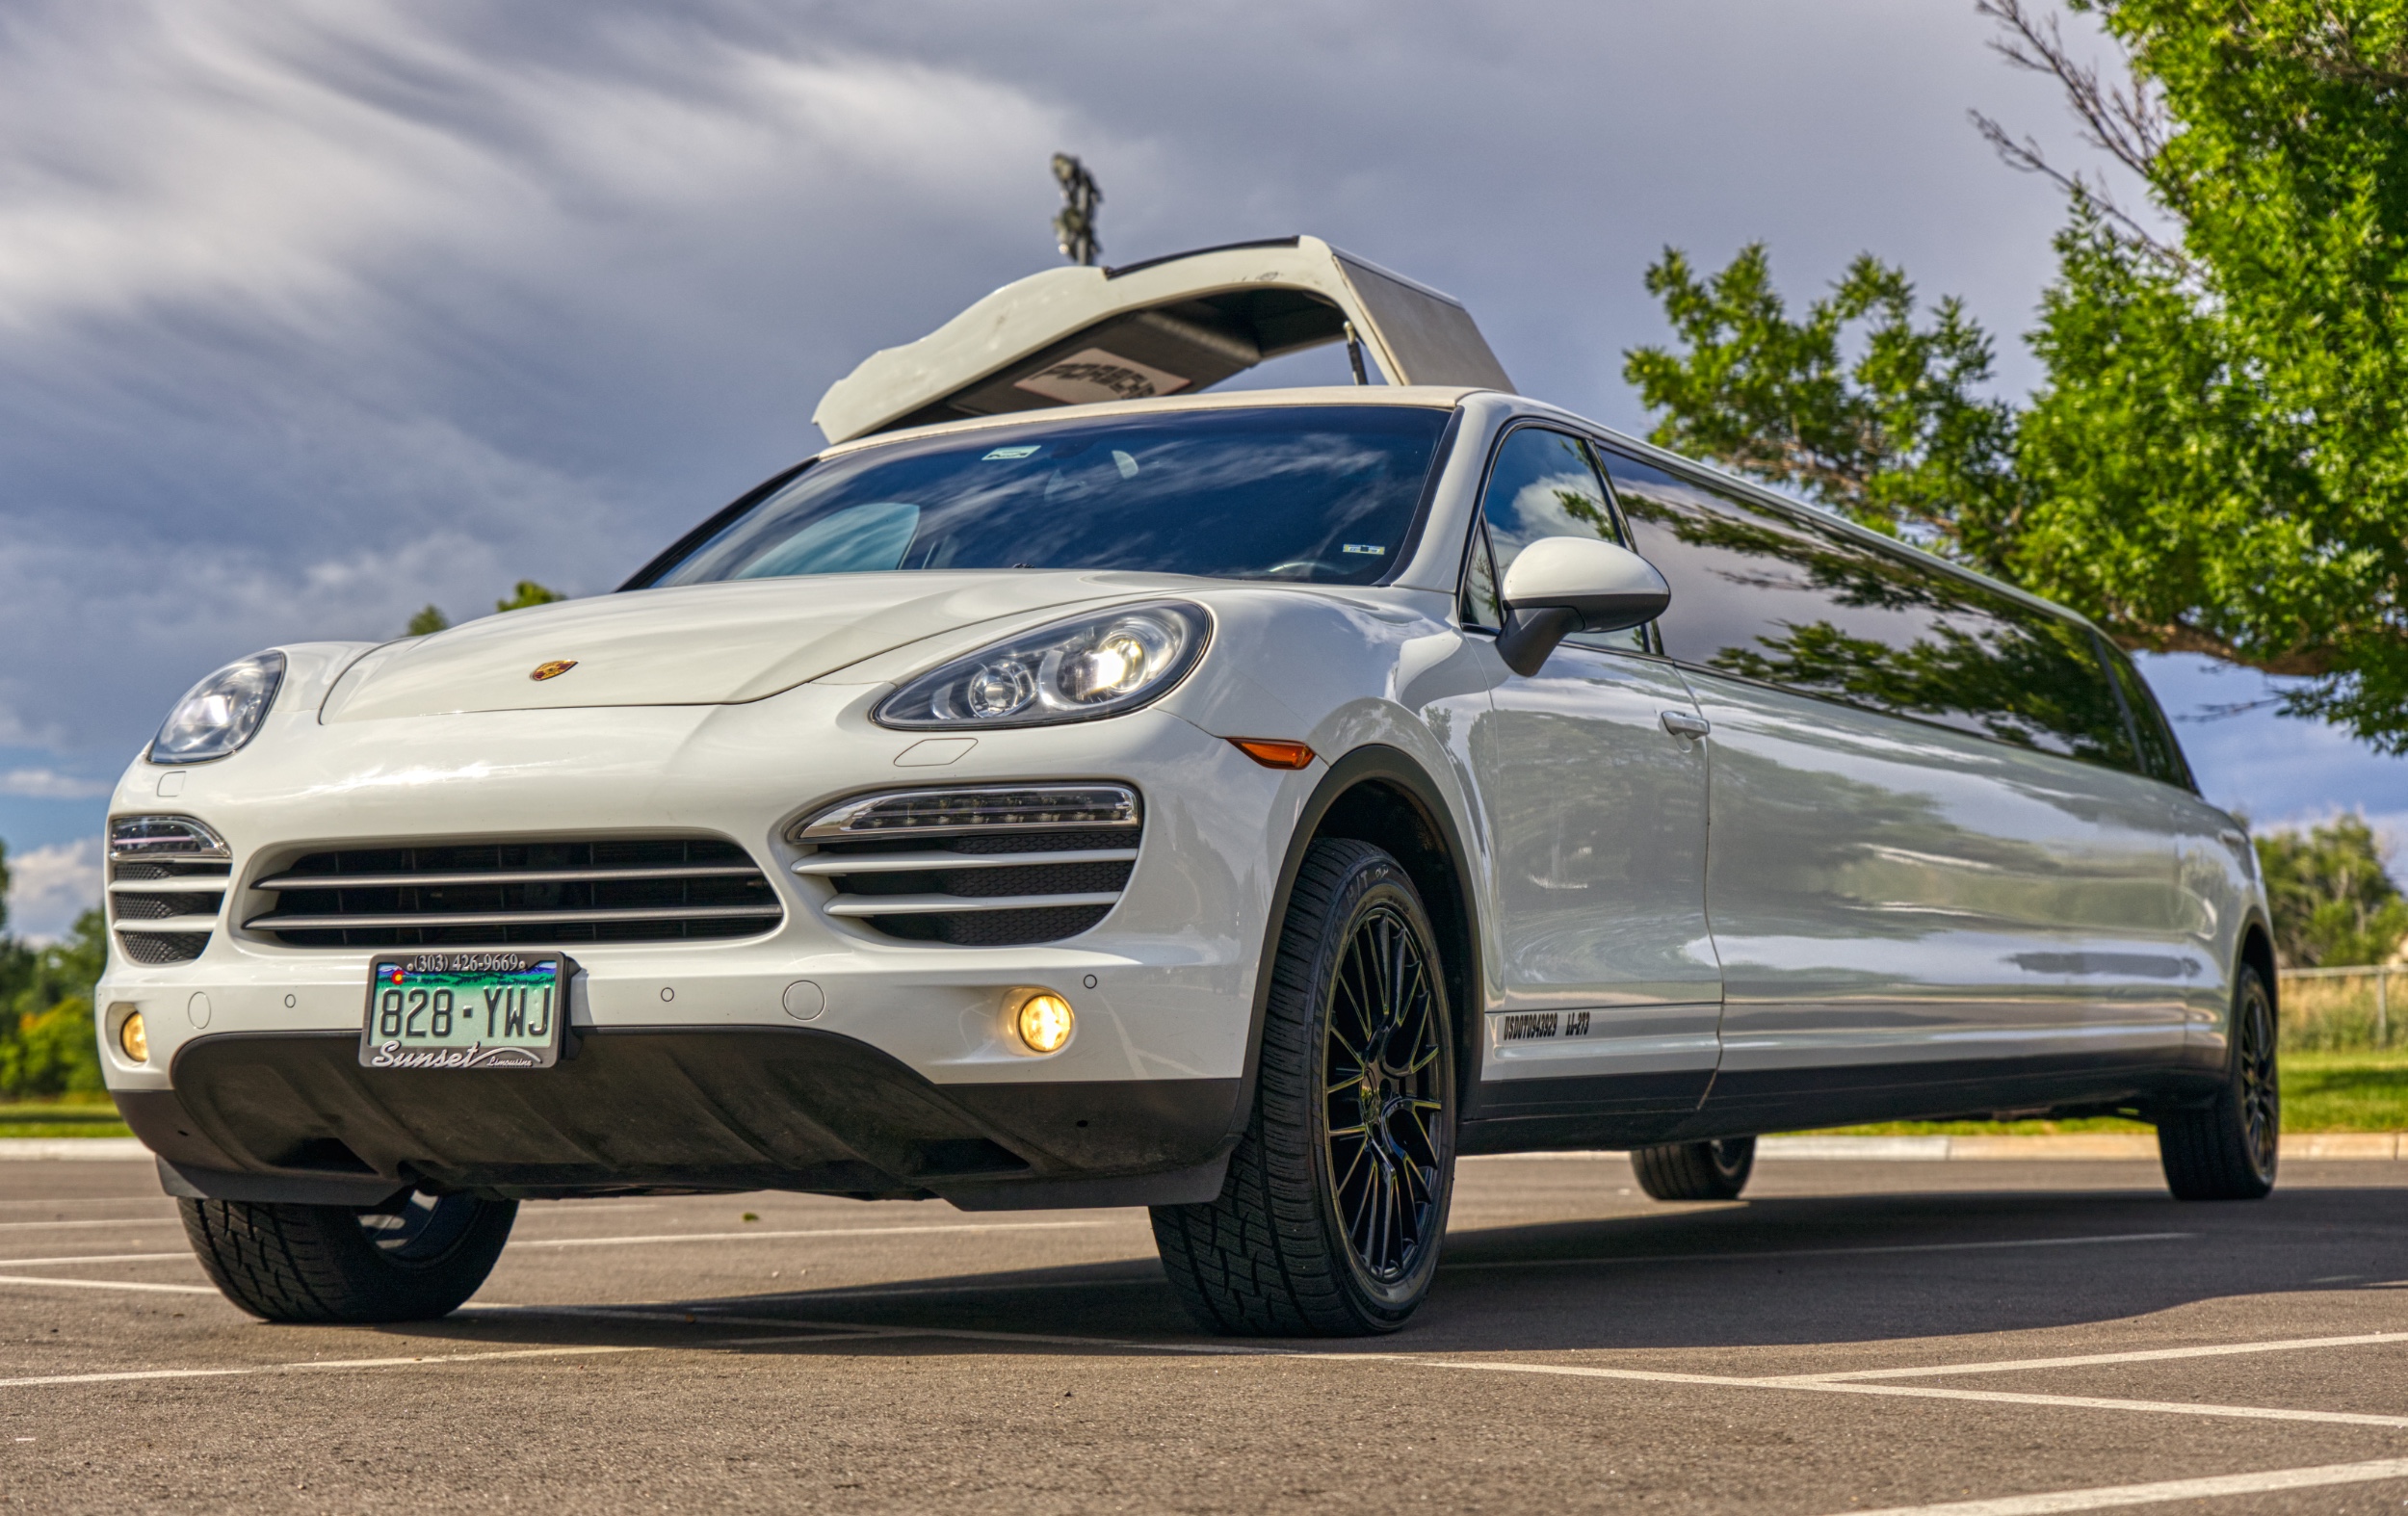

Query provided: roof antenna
[1051,154,1102,266]
[1344,322,1369,385]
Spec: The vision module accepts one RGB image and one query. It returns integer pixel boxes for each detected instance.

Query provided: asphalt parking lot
[2,1155,2406,1514]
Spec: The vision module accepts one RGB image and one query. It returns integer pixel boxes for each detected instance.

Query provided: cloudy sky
[3,0,2402,937]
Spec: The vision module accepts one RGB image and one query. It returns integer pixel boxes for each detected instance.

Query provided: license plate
[359,951,573,1069]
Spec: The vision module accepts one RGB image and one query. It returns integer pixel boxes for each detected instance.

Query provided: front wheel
[180,1189,517,1322]
[1152,838,1456,1336]
[2158,962,2279,1201]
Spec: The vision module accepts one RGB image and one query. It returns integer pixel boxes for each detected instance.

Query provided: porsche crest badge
[529,660,578,682]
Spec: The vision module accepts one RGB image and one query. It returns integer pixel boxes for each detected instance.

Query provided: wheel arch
[2239,910,2278,1027]
[1224,745,1484,1140]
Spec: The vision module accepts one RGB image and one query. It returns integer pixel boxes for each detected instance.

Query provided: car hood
[317,572,1190,723]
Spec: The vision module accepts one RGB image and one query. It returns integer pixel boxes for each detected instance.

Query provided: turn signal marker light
[1229,738,1316,771]
[1016,993,1075,1054]
[118,1011,149,1063]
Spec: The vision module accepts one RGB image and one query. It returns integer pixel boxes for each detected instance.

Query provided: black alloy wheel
[2159,962,2279,1201]
[1151,838,1457,1335]
[1321,894,1451,1290]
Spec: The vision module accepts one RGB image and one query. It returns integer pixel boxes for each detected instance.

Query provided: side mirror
[1494,536,1671,676]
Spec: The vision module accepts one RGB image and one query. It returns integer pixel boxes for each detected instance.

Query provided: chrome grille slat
[249,904,785,930]
[254,864,766,890]
[790,848,1137,876]
[821,892,1125,918]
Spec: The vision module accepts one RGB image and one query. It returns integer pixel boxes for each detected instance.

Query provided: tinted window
[1601,450,2137,770]
[2103,642,2197,790]
[649,406,1448,588]
[1465,426,1644,652]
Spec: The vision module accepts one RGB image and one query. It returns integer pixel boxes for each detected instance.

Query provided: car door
[1599,448,2189,1129]
[1459,425,1721,1122]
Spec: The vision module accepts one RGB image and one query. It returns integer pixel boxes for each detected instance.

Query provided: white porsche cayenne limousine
[99,239,2276,1335]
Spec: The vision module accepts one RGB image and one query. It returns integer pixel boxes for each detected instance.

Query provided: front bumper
[126,1027,1239,1205]
[98,679,1323,1203]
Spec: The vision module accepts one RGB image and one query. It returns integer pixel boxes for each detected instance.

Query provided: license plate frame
[358,951,575,1070]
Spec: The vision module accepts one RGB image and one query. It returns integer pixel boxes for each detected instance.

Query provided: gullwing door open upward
[811,235,1516,443]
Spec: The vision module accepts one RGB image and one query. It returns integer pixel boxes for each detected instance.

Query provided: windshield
[644,406,1452,588]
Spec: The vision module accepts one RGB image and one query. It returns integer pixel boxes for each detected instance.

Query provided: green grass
[1803,1050,2408,1137]
[0,1097,130,1140]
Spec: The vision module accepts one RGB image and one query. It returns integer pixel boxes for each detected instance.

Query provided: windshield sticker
[1342,543,1386,556]
[982,445,1041,460]
[1012,347,1191,405]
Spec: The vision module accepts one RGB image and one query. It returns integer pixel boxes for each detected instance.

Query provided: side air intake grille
[245,836,783,949]
[107,854,228,967]
[791,786,1140,948]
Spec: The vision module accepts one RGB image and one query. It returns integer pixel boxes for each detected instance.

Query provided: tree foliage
[1624,0,2408,751]
[0,907,107,1098]
[2255,814,2408,967]
[1623,247,2023,568]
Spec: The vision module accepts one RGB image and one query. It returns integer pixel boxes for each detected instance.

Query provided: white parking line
[1416,1359,2408,1429]
[0,1217,184,1234]
[1445,1232,2191,1270]
[1831,1456,2408,1515]
[1771,1330,2408,1383]
[0,1274,217,1294]
[510,1220,1112,1250]
[0,1345,649,1391]
[0,1252,191,1267]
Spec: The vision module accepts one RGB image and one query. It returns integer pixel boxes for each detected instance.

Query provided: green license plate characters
[359,953,573,1069]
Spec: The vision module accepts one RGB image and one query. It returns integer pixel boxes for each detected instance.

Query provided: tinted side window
[1472,427,1643,652]
[2102,641,2197,790]
[1601,449,2137,771]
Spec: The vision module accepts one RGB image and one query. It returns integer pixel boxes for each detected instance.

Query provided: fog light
[118,1011,149,1063]
[1016,993,1074,1054]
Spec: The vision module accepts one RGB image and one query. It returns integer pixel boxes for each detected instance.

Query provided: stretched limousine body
[99,238,2275,1334]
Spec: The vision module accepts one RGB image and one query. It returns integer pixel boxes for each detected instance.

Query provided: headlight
[149,651,286,764]
[876,602,1210,729]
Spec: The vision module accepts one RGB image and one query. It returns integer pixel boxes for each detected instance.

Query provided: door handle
[1661,710,1711,740]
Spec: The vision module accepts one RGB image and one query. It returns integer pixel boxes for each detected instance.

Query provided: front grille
[246,836,783,949]
[792,787,1141,947]
[108,855,228,966]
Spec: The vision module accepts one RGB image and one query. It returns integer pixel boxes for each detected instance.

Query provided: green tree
[2255,815,2408,967]
[1624,0,2408,751]
[1622,246,2023,568]
[0,908,107,1098]
[405,605,451,637]
[496,580,564,613]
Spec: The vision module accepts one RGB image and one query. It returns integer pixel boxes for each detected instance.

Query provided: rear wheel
[180,1189,517,1322]
[1152,838,1456,1336]
[2158,963,2279,1201]
[1630,1137,1756,1201]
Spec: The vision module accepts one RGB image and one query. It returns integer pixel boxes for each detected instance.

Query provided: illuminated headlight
[149,651,285,764]
[877,603,1209,729]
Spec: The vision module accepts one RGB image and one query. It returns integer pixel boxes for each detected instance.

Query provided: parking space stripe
[0,1274,218,1294]
[1772,1330,2408,1383]
[0,1252,193,1267]
[1417,1359,2408,1428]
[0,1345,649,1391]
[509,1220,1112,1250]
[0,1217,187,1234]
[1445,1232,2191,1270]
[1829,1455,2408,1514]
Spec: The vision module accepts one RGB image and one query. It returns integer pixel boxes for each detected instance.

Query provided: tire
[179,1189,518,1323]
[1151,838,1456,1336]
[1631,1137,1756,1201]
[2158,962,2279,1201]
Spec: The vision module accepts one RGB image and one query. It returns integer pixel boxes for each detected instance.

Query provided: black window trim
[1455,415,1664,659]
[1587,435,2176,786]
